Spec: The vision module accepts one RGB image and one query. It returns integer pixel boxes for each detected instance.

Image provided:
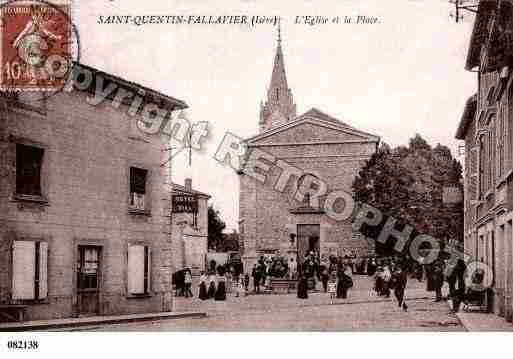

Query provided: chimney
[185,178,192,191]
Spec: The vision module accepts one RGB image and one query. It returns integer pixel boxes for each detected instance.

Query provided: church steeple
[259,21,296,132]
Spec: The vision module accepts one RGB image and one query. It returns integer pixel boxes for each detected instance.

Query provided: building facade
[239,32,380,270]
[0,64,186,321]
[171,179,210,274]
[455,0,513,321]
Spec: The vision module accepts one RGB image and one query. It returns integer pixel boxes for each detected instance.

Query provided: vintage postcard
[0,0,512,356]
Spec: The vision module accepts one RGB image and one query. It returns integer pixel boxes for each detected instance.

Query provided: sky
[76,0,477,231]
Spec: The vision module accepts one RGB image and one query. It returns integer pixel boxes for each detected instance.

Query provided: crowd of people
[173,251,475,314]
[197,269,228,301]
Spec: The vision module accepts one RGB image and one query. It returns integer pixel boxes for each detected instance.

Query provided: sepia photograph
[0,0,512,356]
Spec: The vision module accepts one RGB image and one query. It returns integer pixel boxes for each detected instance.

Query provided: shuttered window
[12,241,48,300]
[479,136,485,199]
[127,245,151,295]
[498,104,505,178]
[469,147,479,203]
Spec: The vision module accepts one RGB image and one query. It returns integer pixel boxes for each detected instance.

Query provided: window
[127,245,151,295]
[12,241,48,300]
[479,135,485,198]
[498,105,505,178]
[16,144,44,196]
[192,211,198,228]
[509,86,513,170]
[77,246,100,290]
[129,167,147,210]
[488,120,495,190]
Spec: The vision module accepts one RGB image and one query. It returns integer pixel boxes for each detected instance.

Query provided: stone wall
[0,89,175,320]
[239,125,377,269]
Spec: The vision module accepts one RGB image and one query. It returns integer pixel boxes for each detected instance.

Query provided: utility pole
[450,0,479,23]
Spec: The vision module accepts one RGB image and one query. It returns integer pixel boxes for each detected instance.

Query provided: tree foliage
[208,204,226,251]
[352,134,464,256]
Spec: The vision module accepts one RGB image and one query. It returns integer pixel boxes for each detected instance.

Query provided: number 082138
[7,340,39,350]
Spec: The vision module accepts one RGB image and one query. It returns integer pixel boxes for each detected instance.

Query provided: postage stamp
[0,0,73,91]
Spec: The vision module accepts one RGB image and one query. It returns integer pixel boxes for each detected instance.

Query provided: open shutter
[38,242,48,299]
[469,147,479,202]
[145,246,151,294]
[128,245,145,294]
[12,241,35,300]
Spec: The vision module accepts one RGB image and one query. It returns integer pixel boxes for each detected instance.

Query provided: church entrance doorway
[297,224,320,265]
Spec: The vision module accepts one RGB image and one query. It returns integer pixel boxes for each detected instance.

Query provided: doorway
[76,245,101,316]
[297,224,320,265]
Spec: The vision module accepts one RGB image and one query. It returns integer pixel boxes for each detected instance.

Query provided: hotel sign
[172,195,198,213]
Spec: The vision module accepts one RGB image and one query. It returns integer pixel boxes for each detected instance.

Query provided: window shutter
[469,147,479,202]
[145,246,151,294]
[128,245,145,294]
[12,241,35,300]
[38,242,48,299]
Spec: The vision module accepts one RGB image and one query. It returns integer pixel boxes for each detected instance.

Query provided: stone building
[171,179,210,274]
[455,0,513,321]
[0,64,186,321]
[238,31,380,270]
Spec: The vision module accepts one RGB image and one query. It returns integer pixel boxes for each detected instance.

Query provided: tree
[352,134,464,256]
[208,204,226,251]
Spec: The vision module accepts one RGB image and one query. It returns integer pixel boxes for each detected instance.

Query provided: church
[238,28,381,271]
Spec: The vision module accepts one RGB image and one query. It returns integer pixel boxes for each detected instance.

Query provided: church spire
[259,21,296,133]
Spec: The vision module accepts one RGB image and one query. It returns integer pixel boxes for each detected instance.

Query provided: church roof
[247,107,380,144]
[298,108,351,128]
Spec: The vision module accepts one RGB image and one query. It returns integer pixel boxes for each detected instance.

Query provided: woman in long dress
[215,273,227,301]
[336,266,345,298]
[297,272,308,299]
[207,272,216,299]
[382,265,392,298]
[339,265,354,299]
[198,272,208,300]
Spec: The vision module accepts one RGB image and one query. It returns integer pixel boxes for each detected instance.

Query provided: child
[328,273,337,304]
[235,277,245,297]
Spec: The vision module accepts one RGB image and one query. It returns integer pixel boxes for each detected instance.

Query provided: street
[64,276,463,331]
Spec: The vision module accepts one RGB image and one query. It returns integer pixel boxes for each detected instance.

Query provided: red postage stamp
[0,0,74,91]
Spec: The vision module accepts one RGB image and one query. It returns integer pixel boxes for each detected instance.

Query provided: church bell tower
[259,23,297,133]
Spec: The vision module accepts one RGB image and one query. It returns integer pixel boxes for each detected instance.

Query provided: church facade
[238,31,380,270]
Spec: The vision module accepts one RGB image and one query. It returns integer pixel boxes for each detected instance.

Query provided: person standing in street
[184,268,193,298]
[321,267,329,293]
[244,273,250,293]
[328,273,337,304]
[215,269,227,301]
[391,264,408,311]
[252,264,260,294]
[297,271,308,299]
[339,265,354,299]
[336,264,345,298]
[198,271,208,300]
[382,264,392,298]
[431,260,445,302]
[207,271,217,299]
[235,276,245,297]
